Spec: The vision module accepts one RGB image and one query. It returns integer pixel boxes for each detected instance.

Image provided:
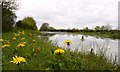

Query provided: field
[1,28,119,70]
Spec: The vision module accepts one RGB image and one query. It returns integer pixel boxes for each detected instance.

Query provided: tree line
[39,23,115,32]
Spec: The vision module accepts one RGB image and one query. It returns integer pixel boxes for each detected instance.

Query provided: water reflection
[38,32,118,64]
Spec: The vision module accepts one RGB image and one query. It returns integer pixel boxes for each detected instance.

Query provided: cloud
[16,0,119,29]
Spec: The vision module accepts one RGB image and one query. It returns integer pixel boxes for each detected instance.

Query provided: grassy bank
[70,31,119,39]
[1,28,119,70]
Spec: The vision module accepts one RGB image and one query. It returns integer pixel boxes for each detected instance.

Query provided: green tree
[83,27,89,32]
[95,26,100,32]
[100,26,106,31]
[2,0,19,32]
[16,17,38,30]
[39,23,50,31]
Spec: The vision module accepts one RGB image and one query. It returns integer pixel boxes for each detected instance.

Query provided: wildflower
[0,39,3,42]
[18,34,20,36]
[64,40,72,46]
[21,37,25,40]
[10,55,26,64]
[2,44,10,48]
[4,40,11,43]
[17,43,26,47]
[21,31,25,34]
[54,48,65,54]
[13,33,18,37]
[12,37,16,40]
[2,46,5,48]
[17,42,27,47]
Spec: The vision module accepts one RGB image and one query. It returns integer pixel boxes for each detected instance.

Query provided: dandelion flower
[12,37,16,40]
[64,40,72,46]
[13,33,18,37]
[2,44,10,48]
[21,31,25,34]
[2,46,5,48]
[18,34,20,36]
[54,48,65,54]
[10,55,26,64]
[17,43,26,47]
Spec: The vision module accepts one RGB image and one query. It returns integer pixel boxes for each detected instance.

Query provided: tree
[2,0,19,32]
[39,23,50,31]
[100,26,106,31]
[94,26,100,32]
[16,17,38,30]
[83,27,89,32]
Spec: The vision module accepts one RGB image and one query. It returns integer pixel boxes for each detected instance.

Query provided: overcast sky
[16,0,119,29]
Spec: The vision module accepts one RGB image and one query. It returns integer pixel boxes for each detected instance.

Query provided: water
[39,32,119,64]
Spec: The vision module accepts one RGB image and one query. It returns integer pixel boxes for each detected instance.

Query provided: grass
[70,31,119,39]
[1,28,119,70]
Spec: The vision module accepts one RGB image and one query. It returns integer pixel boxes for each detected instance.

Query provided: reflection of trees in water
[38,33,56,41]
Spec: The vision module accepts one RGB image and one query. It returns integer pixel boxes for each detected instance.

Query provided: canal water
[39,32,119,64]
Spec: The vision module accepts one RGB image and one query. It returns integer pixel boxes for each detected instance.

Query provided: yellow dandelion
[2,44,10,48]
[54,48,65,54]
[13,33,18,37]
[4,44,10,47]
[0,39,3,42]
[19,57,26,62]
[12,37,16,40]
[64,40,72,46]
[18,34,20,36]
[10,55,26,64]
[17,43,26,47]
[21,31,25,34]
[2,46,5,48]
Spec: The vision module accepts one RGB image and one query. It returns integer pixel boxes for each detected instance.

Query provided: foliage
[2,0,18,32]
[16,17,38,30]
[2,28,119,70]
[39,23,55,31]
[39,23,50,31]
[83,27,89,32]
[94,26,100,32]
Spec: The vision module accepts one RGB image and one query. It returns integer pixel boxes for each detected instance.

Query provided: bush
[16,17,38,30]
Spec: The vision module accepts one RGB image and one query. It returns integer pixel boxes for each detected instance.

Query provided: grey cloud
[16,0,119,29]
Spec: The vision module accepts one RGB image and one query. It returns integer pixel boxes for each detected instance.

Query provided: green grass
[1,28,119,70]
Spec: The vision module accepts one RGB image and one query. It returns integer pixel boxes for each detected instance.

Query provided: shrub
[16,17,38,30]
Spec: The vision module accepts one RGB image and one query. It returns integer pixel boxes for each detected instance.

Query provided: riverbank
[1,28,119,70]
[70,31,119,39]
